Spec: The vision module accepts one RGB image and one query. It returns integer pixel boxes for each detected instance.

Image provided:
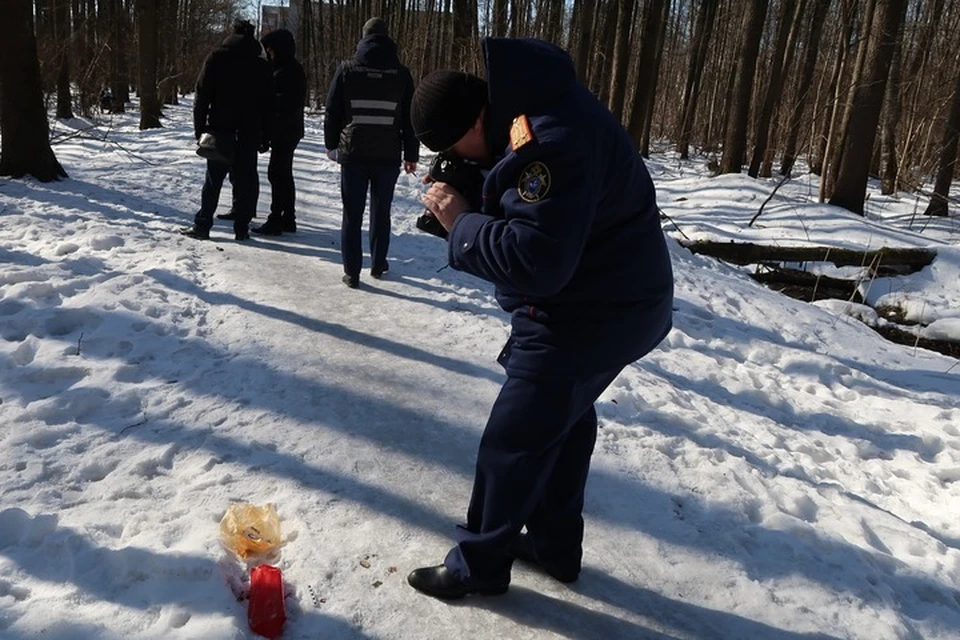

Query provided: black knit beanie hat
[233,19,255,37]
[362,17,388,37]
[411,71,488,152]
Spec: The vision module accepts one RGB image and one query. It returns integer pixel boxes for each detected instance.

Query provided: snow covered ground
[1,100,959,640]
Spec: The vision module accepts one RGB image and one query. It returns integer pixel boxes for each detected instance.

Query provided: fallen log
[751,267,863,303]
[875,324,960,359]
[680,240,936,275]
[682,240,957,359]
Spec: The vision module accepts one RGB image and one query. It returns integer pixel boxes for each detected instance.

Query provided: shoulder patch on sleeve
[510,115,535,152]
[517,161,551,203]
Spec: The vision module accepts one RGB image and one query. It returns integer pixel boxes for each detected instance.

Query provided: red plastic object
[248,564,286,639]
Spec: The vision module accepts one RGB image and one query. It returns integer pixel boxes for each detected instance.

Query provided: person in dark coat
[253,28,306,236]
[324,17,418,288]
[405,37,675,600]
[181,19,273,241]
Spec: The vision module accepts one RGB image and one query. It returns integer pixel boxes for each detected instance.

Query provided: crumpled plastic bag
[220,503,281,559]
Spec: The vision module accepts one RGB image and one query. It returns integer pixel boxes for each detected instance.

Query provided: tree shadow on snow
[146,267,505,386]
[473,577,840,640]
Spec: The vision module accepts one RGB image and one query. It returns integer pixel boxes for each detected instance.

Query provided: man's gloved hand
[326,148,338,162]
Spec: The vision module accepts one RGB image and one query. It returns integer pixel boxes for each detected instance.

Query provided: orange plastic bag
[219,503,281,559]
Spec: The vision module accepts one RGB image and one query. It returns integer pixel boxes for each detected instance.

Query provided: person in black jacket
[324,17,418,288]
[253,29,306,236]
[181,19,273,242]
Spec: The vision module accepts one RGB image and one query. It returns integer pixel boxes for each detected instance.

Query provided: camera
[416,153,485,239]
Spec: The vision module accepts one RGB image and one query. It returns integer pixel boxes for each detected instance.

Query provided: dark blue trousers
[194,148,259,233]
[340,163,401,278]
[444,365,624,582]
[267,141,298,221]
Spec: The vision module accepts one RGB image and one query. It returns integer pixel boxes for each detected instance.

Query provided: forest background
[1,0,960,223]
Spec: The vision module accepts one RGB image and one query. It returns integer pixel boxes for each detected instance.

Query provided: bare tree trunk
[569,0,595,83]
[781,0,831,177]
[138,0,162,129]
[54,0,74,118]
[71,0,91,114]
[0,0,67,181]
[760,0,806,177]
[676,0,718,159]
[825,0,876,198]
[35,0,56,91]
[640,0,670,155]
[87,0,102,108]
[701,0,735,153]
[300,0,317,105]
[108,0,128,111]
[452,0,478,70]
[897,0,945,190]
[879,24,903,194]
[509,0,529,37]
[157,0,179,105]
[923,51,960,217]
[718,0,768,174]
[626,0,666,149]
[829,0,909,215]
[119,0,131,104]
[418,0,434,77]
[594,4,617,104]
[544,0,564,44]
[607,0,634,121]
[904,0,944,83]
[814,0,856,181]
[492,0,507,35]
[432,0,442,67]
[748,0,798,177]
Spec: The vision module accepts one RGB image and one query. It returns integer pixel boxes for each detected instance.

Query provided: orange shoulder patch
[510,115,535,152]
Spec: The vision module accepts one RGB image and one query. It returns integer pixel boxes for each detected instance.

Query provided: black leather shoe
[281,217,297,233]
[342,274,359,289]
[507,533,579,583]
[370,264,389,279]
[234,228,250,241]
[252,221,282,236]
[179,225,210,240]
[407,565,508,600]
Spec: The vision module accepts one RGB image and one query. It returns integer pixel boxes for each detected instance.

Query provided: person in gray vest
[324,17,419,288]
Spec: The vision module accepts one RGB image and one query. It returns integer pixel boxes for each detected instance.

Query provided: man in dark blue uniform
[182,19,273,242]
[406,37,674,600]
[324,17,419,288]
[253,28,306,236]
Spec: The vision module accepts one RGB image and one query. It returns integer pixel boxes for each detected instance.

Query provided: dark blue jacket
[324,34,419,165]
[447,38,674,379]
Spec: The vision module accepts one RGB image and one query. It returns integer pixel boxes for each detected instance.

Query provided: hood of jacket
[353,33,400,68]
[261,29,296,61]
[219,32,264,59]
[482,37,578,153]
